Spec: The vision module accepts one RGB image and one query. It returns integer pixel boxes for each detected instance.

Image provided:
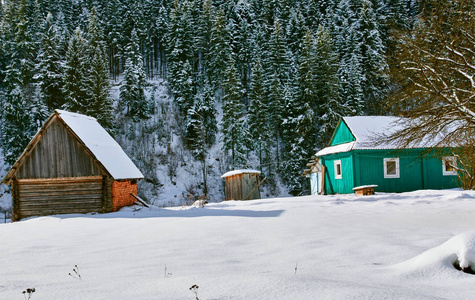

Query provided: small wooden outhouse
[221,170,261,200]
[2,110,144,221]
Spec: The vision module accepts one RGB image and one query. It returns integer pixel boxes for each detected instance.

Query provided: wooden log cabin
[221,170,261,200]
[2,110,144,221]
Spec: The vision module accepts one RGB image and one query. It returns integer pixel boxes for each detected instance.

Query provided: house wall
[354,150,424,193]
[224,174,243,200]
[322,153,355,194]
[111,180,137,211]
[12,176,104,221]
[241,173,260,200]
[329,120,356,146]
[322,149,459,194]
[421,154,458,189]
[16,117,102,179]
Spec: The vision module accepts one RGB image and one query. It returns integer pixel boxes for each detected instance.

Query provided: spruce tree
[248,59,271,172]
[359,0,388,115]
[314,26,343,147]
[87,7,114,128]
[0,86,34,165]
[167,0,195,116]
[334,0,364,116]
[120,29,151,122]
[63,27,89,113]
[1,0,45,165]
[185,82,217,195]
[208,8,231,89]
[221,57,246,168]
[35,12,64,111]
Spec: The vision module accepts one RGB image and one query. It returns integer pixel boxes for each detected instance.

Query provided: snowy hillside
[111,78,289,207]
[2,189,475,299]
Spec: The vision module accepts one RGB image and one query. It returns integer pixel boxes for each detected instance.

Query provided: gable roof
[3,110,143,183]
[316,116,451,157]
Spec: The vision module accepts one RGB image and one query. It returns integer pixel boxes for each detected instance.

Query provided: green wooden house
[314,116,459,195]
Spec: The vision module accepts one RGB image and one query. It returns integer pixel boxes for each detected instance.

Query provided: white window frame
[334,160,342,179]
[442,156,457,176]
[384,158,400,179]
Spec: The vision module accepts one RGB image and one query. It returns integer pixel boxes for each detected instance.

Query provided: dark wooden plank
[16,118,103,180]
[19,207,102,217]
[20,203,103,210]
[18,176,103,184]
[19,185,102,192]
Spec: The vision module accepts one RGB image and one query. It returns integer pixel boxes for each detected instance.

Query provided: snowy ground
[2,190,475,299]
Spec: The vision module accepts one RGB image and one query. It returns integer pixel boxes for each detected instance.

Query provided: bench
[352,185,378,196]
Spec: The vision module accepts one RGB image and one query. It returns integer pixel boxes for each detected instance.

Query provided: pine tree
[1,0,46,165]
[280,29,320,195]
[248,59,270,171]
[120,29,151,122]
[167,0,195,116]
[185,82,217,194]
[208,8,231,89]
[62,27,89,113]
[334,0,364,116]
[86,7,114,128]
[268,19,288,83]
[359,0,388,115]
[221,57,246,168]
[195,0,214,86]
[0,86,34,165]
[34,12,64,111]
[282,81,311,196]
[314,26,343,147]
[286,8,306,54]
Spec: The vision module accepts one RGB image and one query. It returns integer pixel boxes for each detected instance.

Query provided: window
[442,156,457,176]
[384,158,400,178]
[334,160,342,179]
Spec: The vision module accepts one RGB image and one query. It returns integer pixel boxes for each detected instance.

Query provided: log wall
[14,176,104,220]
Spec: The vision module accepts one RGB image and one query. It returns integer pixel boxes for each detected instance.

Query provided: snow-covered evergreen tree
[334,0,364,116]
[62,27,89,113]
[120,29,151,122]
[359,0,388,115]
[86,7,114,128]
[248,59,270,171]
[314,26,343,148]
[1,0,46,166]
[0,86,34,165]
[35,12,64,111]
[221,57,247,168]
[208,8,231,89]
[167,0,195,116]
[185,82,217,194]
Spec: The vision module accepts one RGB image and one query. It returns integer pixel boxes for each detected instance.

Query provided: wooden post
[320,165,325,195]
[130,193,150,208]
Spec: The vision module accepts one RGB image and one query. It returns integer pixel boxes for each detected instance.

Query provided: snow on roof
[315,141,356,156]
[221,169,261,178]
[344,116,401,149]
[56,110,144,180]
[316,116,453,157]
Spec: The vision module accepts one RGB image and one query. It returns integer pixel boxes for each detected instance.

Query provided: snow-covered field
[2,190,475,299]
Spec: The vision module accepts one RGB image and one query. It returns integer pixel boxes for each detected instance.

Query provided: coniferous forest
[0,0,421,205]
